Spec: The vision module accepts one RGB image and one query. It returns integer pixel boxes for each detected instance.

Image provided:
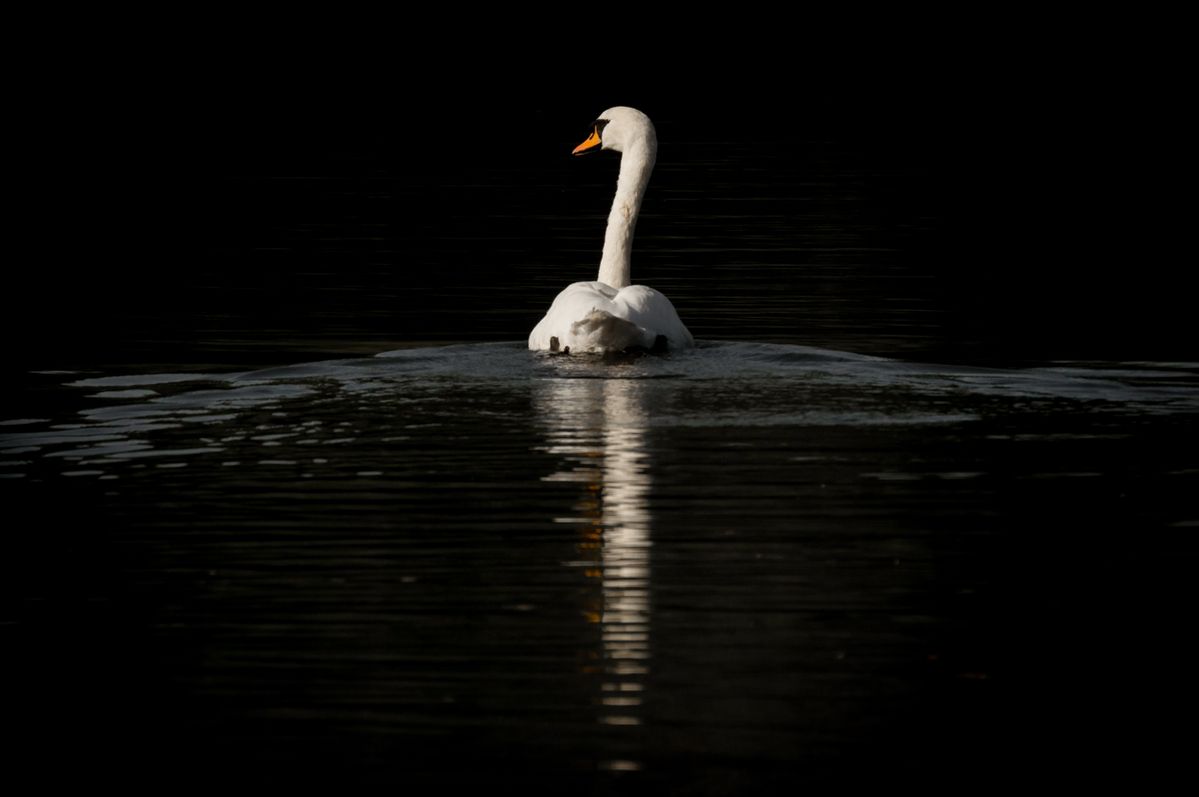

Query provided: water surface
[6,342,1197,789]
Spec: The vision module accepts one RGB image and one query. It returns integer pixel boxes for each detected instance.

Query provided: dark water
[5,103,1198,790]
[6,344,1198,789]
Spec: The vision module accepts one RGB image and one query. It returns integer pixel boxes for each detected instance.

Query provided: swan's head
[573,106,656,156]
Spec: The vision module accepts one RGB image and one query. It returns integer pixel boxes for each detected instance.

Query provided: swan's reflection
[537,374,652,736]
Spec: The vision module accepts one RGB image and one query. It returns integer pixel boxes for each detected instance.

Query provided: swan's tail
[568,309,649,353]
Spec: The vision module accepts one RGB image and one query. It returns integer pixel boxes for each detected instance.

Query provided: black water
[5,95,1197,791]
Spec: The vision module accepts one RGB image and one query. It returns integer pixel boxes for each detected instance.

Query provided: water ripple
[3,342,1197,482]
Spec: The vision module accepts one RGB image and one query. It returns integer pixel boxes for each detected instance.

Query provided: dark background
[9,45,1187,375]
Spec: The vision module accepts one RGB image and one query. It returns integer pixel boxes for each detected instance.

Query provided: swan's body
[529,107,693,354]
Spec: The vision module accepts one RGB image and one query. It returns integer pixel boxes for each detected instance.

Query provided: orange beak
[572,127,602,156]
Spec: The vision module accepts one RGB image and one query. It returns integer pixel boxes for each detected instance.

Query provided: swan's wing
[612,286,694,348]
[529,282,622,350]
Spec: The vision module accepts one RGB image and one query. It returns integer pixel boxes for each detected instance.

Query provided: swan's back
[528,282,692,354]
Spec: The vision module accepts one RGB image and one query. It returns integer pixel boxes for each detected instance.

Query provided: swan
[529,106,694,354]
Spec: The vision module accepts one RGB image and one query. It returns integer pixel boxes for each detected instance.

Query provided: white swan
[529,107,694,354]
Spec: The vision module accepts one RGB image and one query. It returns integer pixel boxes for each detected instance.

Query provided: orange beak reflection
[573,127,602,156]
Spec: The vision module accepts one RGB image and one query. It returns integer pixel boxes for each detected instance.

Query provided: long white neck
[597,137,656,289]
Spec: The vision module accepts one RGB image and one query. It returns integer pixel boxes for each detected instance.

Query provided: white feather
[529,107,693,354]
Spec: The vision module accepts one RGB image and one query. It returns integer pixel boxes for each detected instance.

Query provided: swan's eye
[581,119,609,142]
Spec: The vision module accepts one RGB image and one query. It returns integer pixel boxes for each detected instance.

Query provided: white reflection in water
[537,375,652,735]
